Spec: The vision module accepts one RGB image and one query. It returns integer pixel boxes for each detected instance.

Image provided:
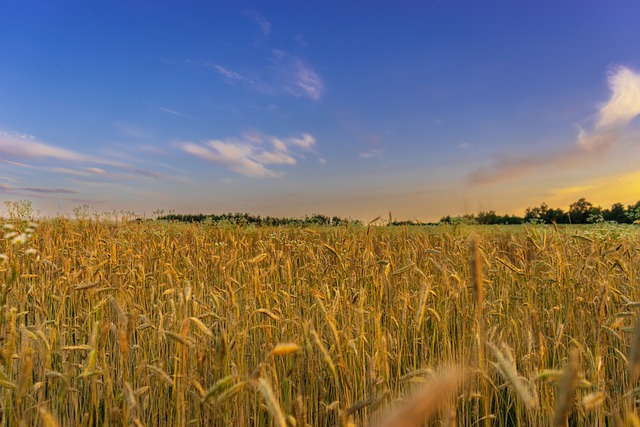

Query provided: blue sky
[1,1,639,220]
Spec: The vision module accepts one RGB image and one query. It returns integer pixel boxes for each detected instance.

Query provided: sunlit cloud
[468,66,640,185]
[287,133,316,150]
[49,167,95,177]
[0,131,89,162]
[549,184,596,197]
[179,132,317,178]
[20,186,78,195]
[596,67,640,129]
[87,167,107,174]
[253,150,296,165]
[181,141,277,178]
[0,131,171,185]
[546,170,640,207]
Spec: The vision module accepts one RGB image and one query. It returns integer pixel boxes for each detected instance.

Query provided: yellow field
[1,219,640,426]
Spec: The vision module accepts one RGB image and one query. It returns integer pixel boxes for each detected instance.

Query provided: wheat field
[1,217,640,426]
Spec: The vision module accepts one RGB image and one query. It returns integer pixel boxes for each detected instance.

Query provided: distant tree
[504,214,525,224]
[546,208,568,224]
[476,210,499,225]
[524,202,568,224]
[439,215,452,224]
[156,211,357,227]
[604,202,630,223]
[524,202,550,223]
[569,198,594,224]
[627,201,640,222]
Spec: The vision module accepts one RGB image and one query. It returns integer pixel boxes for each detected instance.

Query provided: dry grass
[0,217,639,425]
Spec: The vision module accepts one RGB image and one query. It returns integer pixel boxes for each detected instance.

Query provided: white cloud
[468,66,640,185]
[577,66,640,152]
[596,66,640,129]
[182,141,277,178]
[253,151,296,165]
[180,132,317,178]
[271,138,287,152]
[287,133,316,150]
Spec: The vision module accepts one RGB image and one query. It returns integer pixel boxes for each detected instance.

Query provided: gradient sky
[2,1,640,221]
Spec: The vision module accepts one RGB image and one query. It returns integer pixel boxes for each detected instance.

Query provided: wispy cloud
[181,140,277,178]
[157,106,198,120]
[114,121,149,139]
[49,167,104,177]
[278,54,324,101]
[210,64,269,93]
[212,51,323,101]
[20,186,78,194]
[339,115,386,159]
[287,133,316,150]
[0,131,89,162]
[142,101,198,120]
[359,148,384,159]
[56,164,165,181]
[294,35,309,47]
[0,182,79,197]
[467,66,640,185]
[247,10,271,37]
[0,131,170,183]
[0,159,34,169]
[179,132,317,178]
[213,65,250,82]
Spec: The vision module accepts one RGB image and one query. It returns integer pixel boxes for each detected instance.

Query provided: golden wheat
[0,217,637,425]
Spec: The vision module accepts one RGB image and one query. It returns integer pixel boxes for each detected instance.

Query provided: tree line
[156,212,360,227]
[440,198,640,225]
[155,198,640,227]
